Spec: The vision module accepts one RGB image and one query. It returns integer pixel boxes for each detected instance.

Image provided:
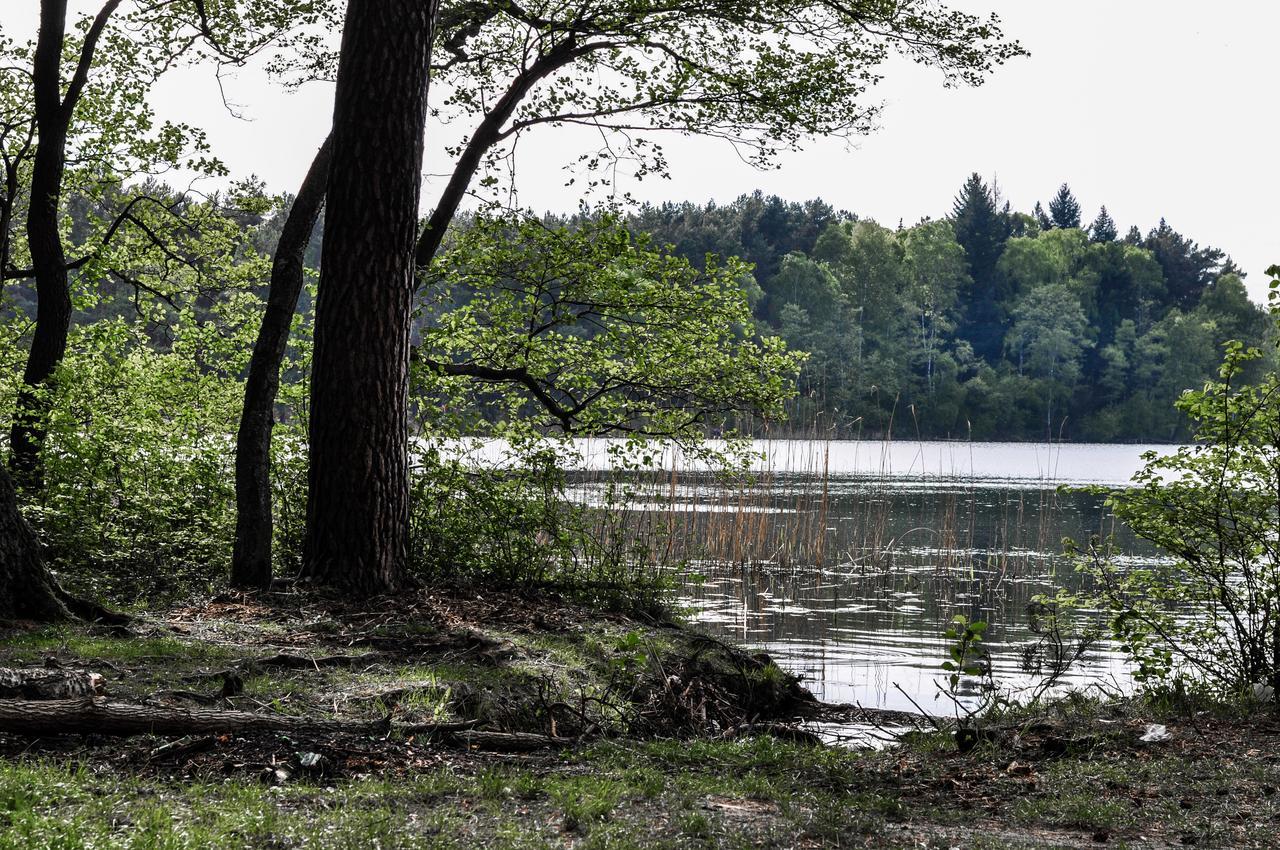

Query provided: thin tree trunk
[231,135,332,590]
[412,39,584,269]
[11,0,74,487]
[301,0,435,596]
[10,0,121,487]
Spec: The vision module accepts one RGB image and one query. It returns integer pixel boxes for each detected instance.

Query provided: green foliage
[25,305,259,602]
[419,214,804,438]
[942,614,989,690]
[399,214,803,605]
[1069,268,1280,695]
[1047,183,1082,230]
[630,187,1267,441]
[0,186,807,607]
[406,441,578,589]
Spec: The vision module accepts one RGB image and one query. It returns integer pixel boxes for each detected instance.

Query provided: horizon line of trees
[37,171,1263,447]
[618,177,1270,442]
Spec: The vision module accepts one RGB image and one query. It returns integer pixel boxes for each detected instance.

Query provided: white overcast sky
[8,1,1279,300]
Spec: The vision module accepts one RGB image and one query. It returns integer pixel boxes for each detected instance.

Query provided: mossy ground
[0,591,1277,848]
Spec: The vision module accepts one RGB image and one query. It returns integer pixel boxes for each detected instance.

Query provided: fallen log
[394,719,481,737]
[0,696,582,751]
[0,668,105,699]
[0,698,389,737]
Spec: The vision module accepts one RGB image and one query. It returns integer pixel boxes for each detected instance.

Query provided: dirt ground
[0,589,1276,849]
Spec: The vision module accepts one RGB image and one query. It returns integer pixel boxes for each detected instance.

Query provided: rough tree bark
[0,698,387,736]
[230,135,332,590]
[300,0,435,595]
[10,0,122,488]
[0,461,128,622]
[230,25,588,591]
[0,464,69,620]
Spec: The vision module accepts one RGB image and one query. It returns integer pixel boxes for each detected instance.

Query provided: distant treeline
[619,176,1272,442]
[32,175,1270,444]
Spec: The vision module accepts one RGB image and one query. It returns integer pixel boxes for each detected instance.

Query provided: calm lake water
[558,439,1174,730]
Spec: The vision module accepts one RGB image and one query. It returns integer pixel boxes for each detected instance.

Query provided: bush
[28,311,253,603]
[1071,267,1280,696]
[406,437,680,613]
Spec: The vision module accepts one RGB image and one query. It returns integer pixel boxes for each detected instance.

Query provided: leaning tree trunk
[10,0,76,488]
[11,0,122,488]
[300,0,435,596]
[231,135,333,591]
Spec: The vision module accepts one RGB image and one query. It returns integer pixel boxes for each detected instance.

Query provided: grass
[3,701,1280,848]
[0,740,891,850]
[0,761,466,850]
[3,598,1280,848]
[2,629,241,665]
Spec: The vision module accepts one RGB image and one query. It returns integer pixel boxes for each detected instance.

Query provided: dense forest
[625,177,1271,442]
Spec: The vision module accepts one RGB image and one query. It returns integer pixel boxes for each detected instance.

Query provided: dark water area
[560,440,1173,727]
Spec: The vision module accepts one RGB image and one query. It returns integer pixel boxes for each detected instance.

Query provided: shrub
[1070,267,1280,696]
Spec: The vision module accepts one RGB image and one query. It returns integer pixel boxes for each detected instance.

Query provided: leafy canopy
[417,213,805,439]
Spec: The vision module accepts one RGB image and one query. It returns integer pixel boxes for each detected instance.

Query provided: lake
[558,439,1174,737]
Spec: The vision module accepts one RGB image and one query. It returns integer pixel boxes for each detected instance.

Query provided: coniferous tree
[302,0,436,595]
[1048,183,1082,229]
[951,174,1004,285]
[1124,225,1143,246]
[1033,201,1051,231]
[1143,219,1227,309]
[950,173,1009,361]
[1090,206,1118,243]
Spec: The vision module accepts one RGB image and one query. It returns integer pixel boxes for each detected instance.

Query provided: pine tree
[1090,205,1118,243]
[1124,225,1143,246]
[951,174,1004,282]
[1143,219,1227,309]
[302,0,436,595]
[1033,201,1051,231]
[1048,183,1082,229]
[950,173,1008,361]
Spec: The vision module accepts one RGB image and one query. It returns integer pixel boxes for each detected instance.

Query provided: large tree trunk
[231,136,333,590]
[234,35,580,592]
[0,464,69,620]
[300,0,435,596]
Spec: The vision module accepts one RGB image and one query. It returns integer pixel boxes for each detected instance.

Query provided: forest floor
[0,589,1277,849]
